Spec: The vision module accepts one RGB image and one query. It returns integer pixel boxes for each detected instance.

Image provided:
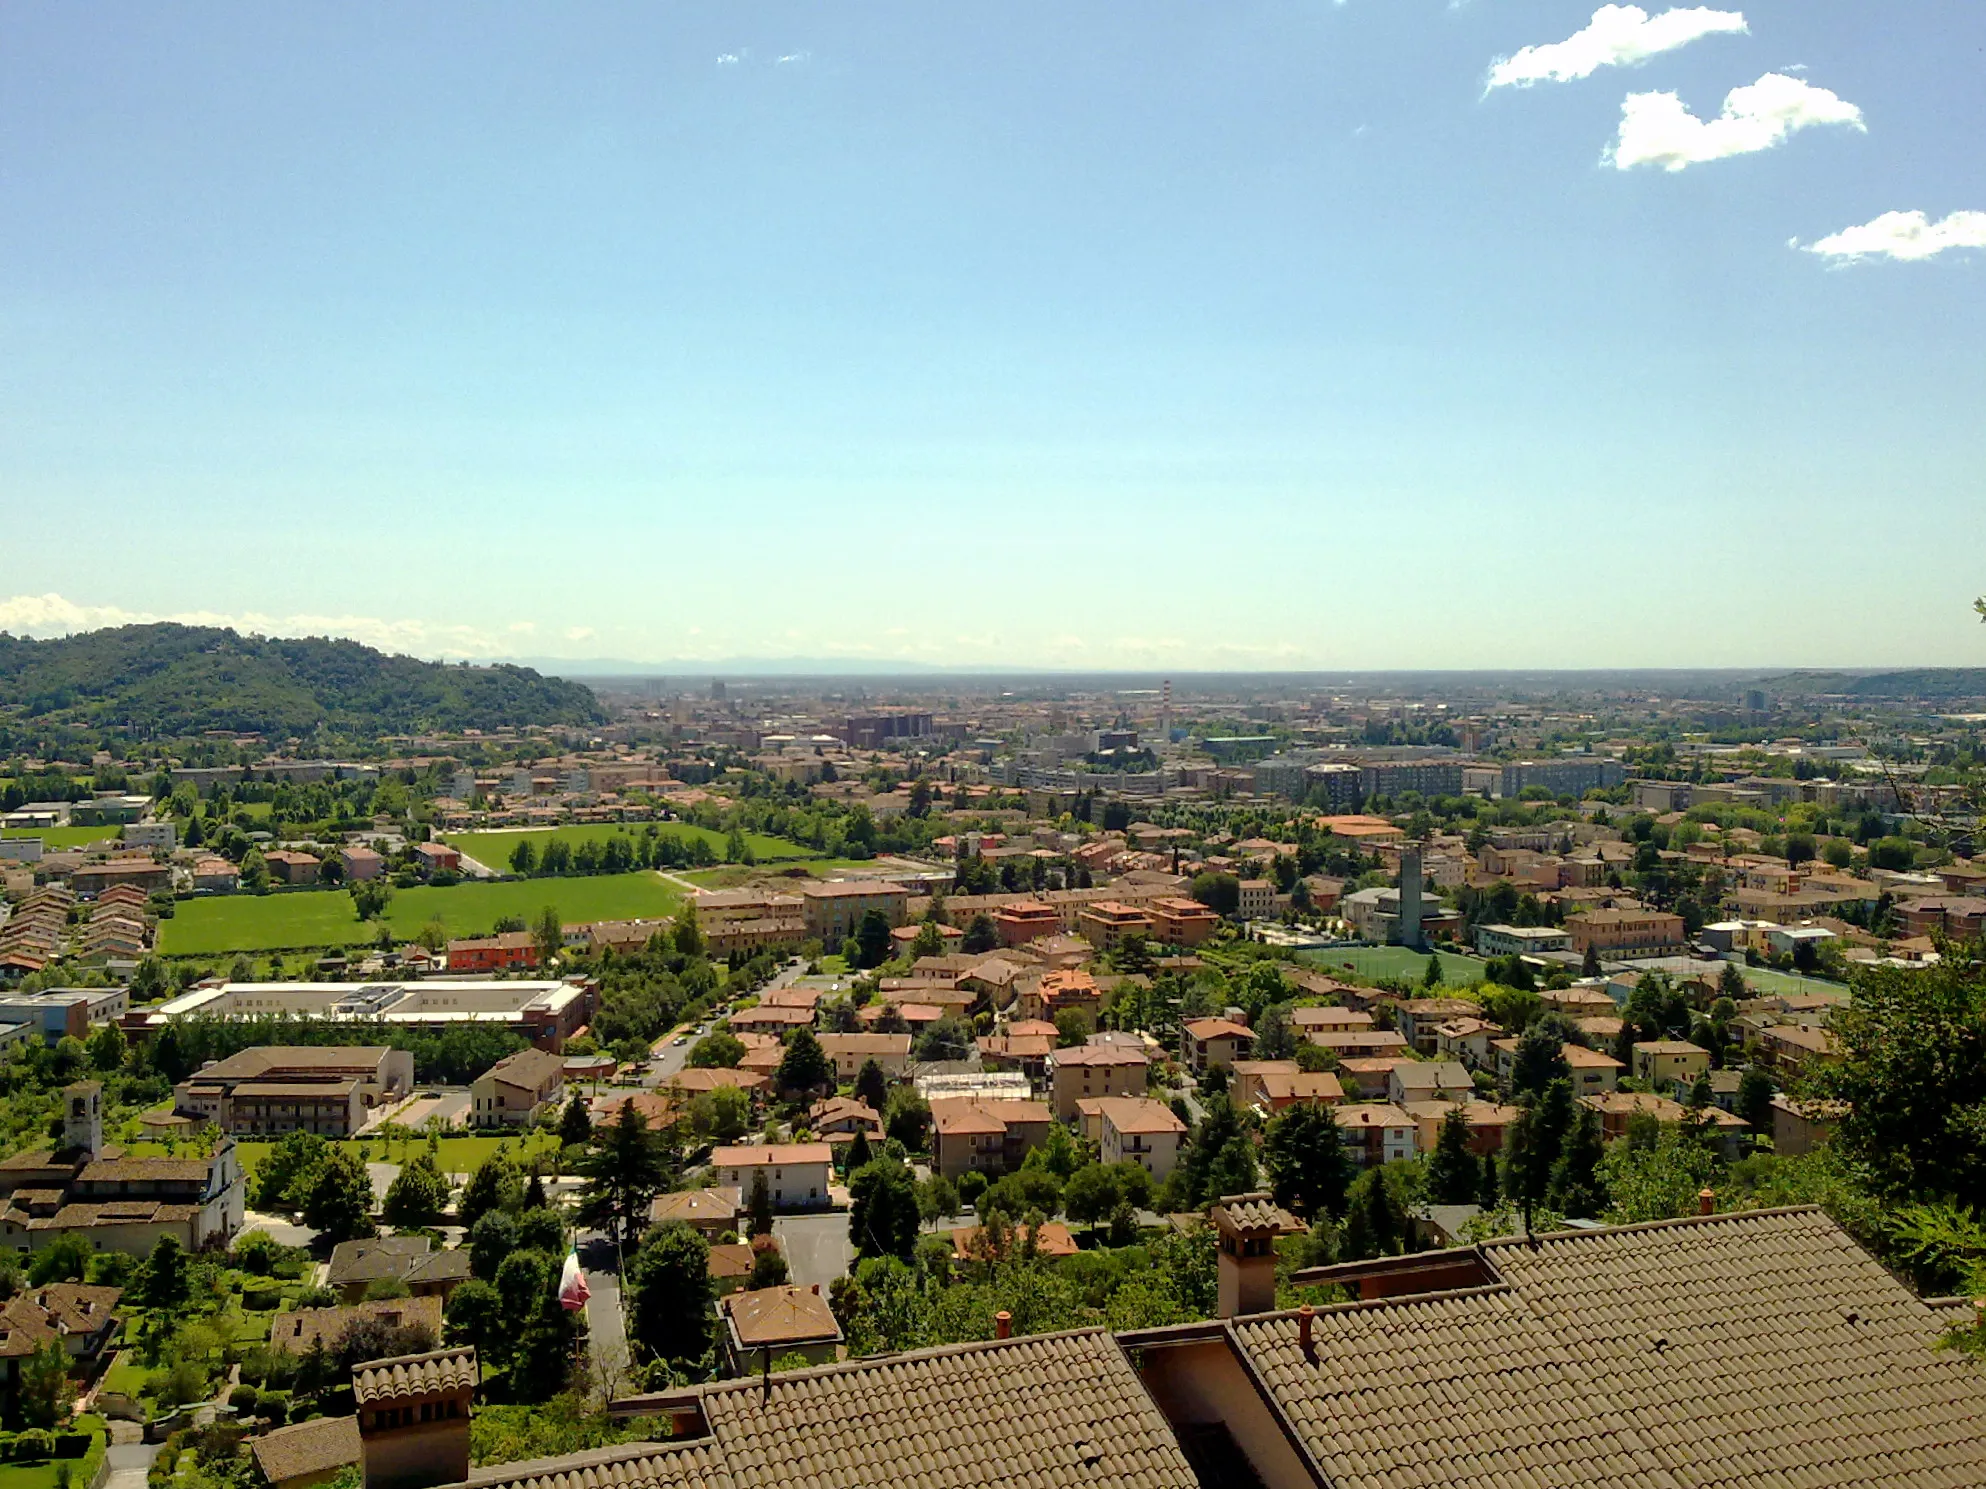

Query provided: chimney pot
[1298,1304,1315,1358]
[1698,1187,1716,1215]
[995,1310,1012,1339]
[810,1283,819,1294]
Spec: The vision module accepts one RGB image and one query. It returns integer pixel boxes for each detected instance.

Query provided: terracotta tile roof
[710,1143,832,1168]
[1212,1194,1302,1235]
[695,1328,1198,1489]
[269,1295,442,1353]
[721,1284,841,1349]
[450,1440,736,1489]
[326,1235,432,1286]
[251,1414,362,1485]
[351,1346,478,1404]
[1236,1207,1986,1489]
[650,1187,741,1226]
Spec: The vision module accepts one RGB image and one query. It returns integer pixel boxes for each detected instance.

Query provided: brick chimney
[354,1348,478,1489]
[1211,1193,1300,1319]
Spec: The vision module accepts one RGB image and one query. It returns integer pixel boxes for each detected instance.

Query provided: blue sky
[3,1,1982,670]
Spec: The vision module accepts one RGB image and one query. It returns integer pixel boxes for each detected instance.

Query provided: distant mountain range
[0,624,604,738]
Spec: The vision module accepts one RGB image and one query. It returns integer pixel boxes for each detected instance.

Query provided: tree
[1546,1104,1606,1218]
[559,1093,593,1149]
[846,1128,874,1173]
[1251,1003,1296,1062]
[1190,872,1241,918]
[1423,954,1444,990]
[848,1159,922,1261]
[135,1235,190,1310]
[28,1234,91,1286]
[302,1146,378,1242]
[885,1087,931,1151]
[579,1101,675,1250]
[1062,1163,1121,1234]
[748,1170,774,1237]
[916,1015,974,1063]
[1581,943,1601,977]
[854,910,894,969]
[1177,1096,1258,1210]
[1811,962,1986,1202]
[1341,1168,1407,1260]
[961,915,998,955]
[852,1058,890,1114]
[509,840,537,875]
[1262,1103,1349,1220]
[470,1211,520,1281]
[909,921,944,959]
[1737,1066,1776,1134]
[17,1340,71,1429]
[688,1030,745,1068]
[87,1021,126,1074]
[627,1223,713,1366]
[688,1086,751,1144]
[253,1131,328,1210]
[1509,1025,1571,1098]
[458,1151,524,1233]
[534,906,564,967]
[749,1248,790,1290]
[382,1153,449,1228]
[672,905,704,958]
[1424,1108,1481,1205]
[776,1030,835,1096]
[443,1277,506,1362]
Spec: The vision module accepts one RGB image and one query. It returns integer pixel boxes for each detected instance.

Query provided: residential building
[1386,1061,1474,1105]
[173,1046,413,1136]
[1632,1040,1712,1088]
[1079,1097,1187,1180]
[264,850,324,886]
[719,1284,843,1373]
[1753,1021,1842,1073]
[1491,1039,1621,1095]
[251,1414,363,1489]
[1498,758,1624,798]
[928,1098,1053,1181]
[991,901,1063,947]
[1334,1103,1419,1168]
[445,932,539,973]
[384,1210,1986,1489]
[796,882,908,944]
[1473,923,1572,958]
[470,1047,566,1127]
[1565,910,1687,958]
[1771,1095,1846,1156]
[270,1295,443,1354]
[648,1187,742,1239]
[1181,1017,1254,1073]
[123,821,176,851]
[1148,897,1221,946]
[412,842,461,877]
[1046,1044,1148,1119]
[1236,879,1276,920]
[1400,1099,1523,1157]
[1076,901,1156,949]
[343,846,385,881]
[1392,998,1478,1054]
[814,1033,912,1082]
[710,1144,834,1210]
[353,1347,477,1489]
[324,1236,473,1303]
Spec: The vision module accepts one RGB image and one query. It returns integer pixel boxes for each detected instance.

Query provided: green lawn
[1733,966,1849,998]
[443,823,814,872]
[158,872,683,955]
[1298,946,1490,988]
[0,825,124,849]
[215,1131,562,1184]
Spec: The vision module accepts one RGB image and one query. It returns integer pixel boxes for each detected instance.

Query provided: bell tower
[64,1081,103,1158]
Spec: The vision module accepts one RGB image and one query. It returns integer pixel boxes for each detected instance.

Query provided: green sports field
[157,871,683,956]
[443,822,812,871]
[1298,946,1490,988]
[1,825,126,849]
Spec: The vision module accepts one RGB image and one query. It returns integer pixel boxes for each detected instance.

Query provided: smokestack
[995,1310,1012,1340]
[810,1283,820,1295]
[1298,1305,1315,1362]
[1698,1188,1716,1216]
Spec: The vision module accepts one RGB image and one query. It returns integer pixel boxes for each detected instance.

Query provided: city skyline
[5,1,1982,669]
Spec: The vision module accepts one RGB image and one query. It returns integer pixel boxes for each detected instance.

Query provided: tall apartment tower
[1396,844,1425,951]
[1160,680,1173,743]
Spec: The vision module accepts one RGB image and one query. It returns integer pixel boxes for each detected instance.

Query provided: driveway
[774,1212,854,1291]
[576,1232,631,1401]
[240,1209,315,1248]
[104,1440,158,1489]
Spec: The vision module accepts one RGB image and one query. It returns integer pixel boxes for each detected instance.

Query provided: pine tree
[1545,1105,1606,1219]
[559,1093,594,1149]
[1424,1107,1481,1205]
[748,1170,774,1237]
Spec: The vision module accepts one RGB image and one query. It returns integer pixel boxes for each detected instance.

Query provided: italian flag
[558,1246,591,1311]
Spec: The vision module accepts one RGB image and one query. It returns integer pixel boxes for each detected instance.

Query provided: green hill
[0,624,603,737]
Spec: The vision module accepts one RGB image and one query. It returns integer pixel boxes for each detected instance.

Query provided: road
[775,1212,854,1292]
[577,1232,632,1401]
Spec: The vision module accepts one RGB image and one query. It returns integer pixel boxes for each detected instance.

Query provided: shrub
[53,1434,89,1459]
[256,1392,289,1427]
[242,1289,281,1311]
[16,1429,54,1461]
[227,1385,258,1414]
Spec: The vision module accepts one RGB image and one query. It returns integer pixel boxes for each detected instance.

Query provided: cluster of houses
[0,881,158,979]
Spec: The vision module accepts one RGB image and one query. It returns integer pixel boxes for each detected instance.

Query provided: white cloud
[0,591,522,660]
[563,626,596,642]
[1802,209,1986,262]
[1489,5,1747,90]
[715,52,741,66]
[775,52,809,66]
[1606,72,1864,171]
